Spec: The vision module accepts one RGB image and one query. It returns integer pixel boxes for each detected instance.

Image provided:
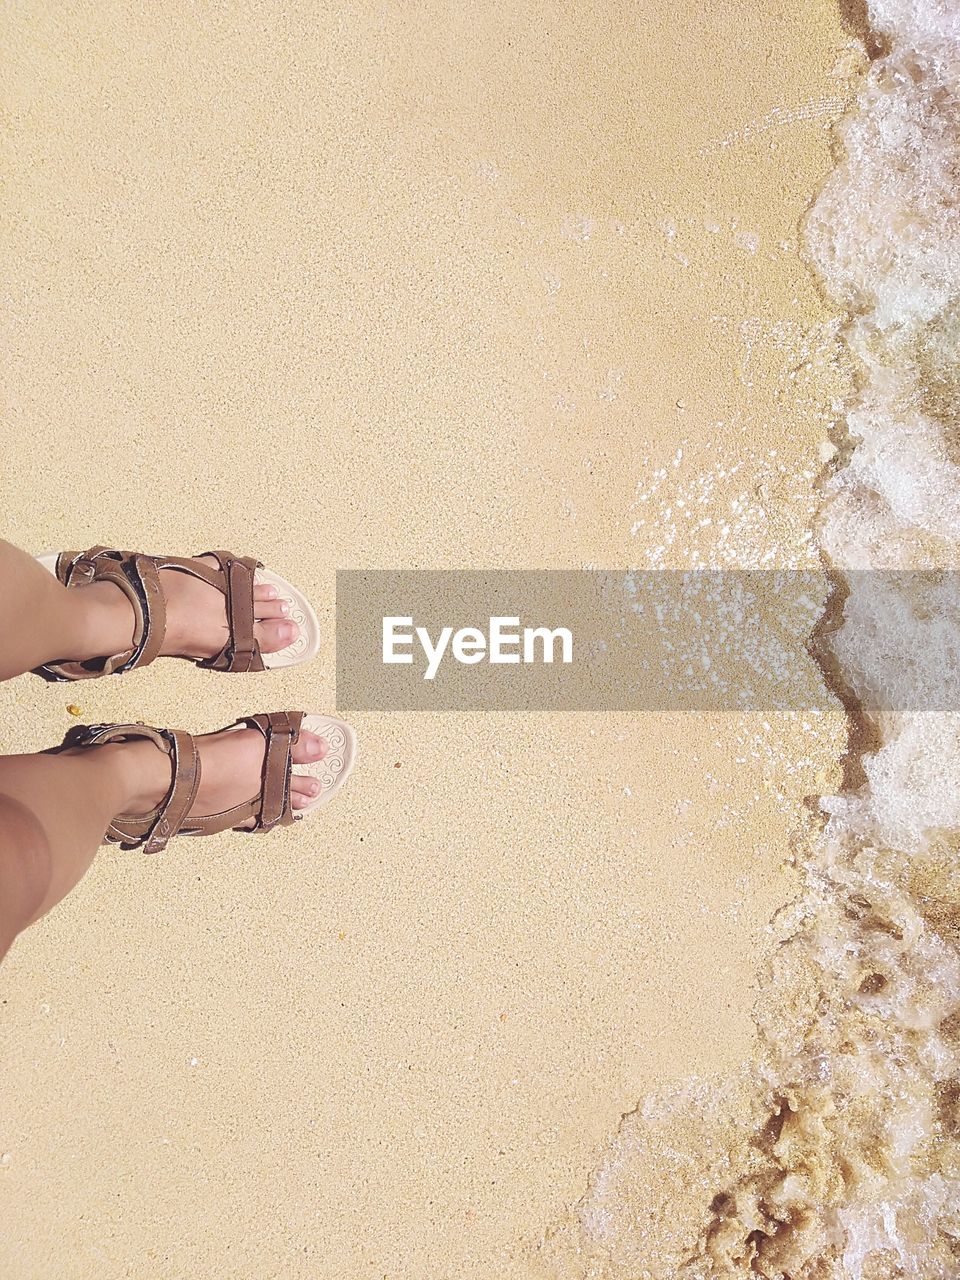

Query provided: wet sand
[0,3,852,1276]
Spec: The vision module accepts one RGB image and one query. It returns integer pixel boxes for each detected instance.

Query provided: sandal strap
[253,710,304,830]
[75,722,200,854]
[183,711,304,836]
[193,551,266,674]
[39,548,167,681]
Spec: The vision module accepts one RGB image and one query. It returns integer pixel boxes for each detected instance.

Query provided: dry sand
[1,3,853,1277]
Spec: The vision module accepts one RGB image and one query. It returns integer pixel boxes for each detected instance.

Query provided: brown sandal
[35,546,321,680]
[68,711,357,853]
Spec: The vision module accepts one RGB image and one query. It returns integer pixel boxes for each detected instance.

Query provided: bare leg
[0,748,128,962]
[0,539,301,682]
[0,540,126,680]
[0,730,329,964]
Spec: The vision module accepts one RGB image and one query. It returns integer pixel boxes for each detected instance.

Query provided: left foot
[70,555,299,664]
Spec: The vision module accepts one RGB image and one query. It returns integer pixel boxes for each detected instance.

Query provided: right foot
[77,724,331,821]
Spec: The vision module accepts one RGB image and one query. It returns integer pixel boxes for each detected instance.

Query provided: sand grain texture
[1,3,850,1277]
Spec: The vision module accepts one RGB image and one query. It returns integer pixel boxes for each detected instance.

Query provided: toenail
[280,602,290,615]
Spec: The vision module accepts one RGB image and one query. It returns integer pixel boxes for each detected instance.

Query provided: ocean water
[540,2,960,1275]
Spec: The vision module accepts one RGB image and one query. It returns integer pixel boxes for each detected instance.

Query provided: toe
[255,619,300,653]
[254,583,279,602]
[292,731,329,764]
[291,775,322,808]
[254,597,291,621]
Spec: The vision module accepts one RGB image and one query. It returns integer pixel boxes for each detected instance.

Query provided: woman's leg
[0,540,130,680]
[0,542,133,958]
[0,747,129,962]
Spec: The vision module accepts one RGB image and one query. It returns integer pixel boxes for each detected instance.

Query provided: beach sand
[1,3,853,1276]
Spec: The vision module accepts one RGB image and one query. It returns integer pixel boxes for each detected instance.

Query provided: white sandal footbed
[37,552,321,671]
[289,714,357,813]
